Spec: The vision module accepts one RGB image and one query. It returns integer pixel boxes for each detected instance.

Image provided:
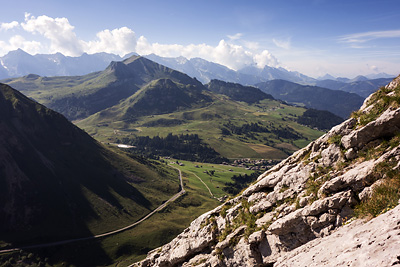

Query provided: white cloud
[0,21,19,31]
[136,38,278,70]
[254,50,279,68]
[368,64,379,73]
[1,13,279,70]
[272,38,291,49]
[83,27,136,56]
[339,29,400,43]
[9,35,42,54]
[21,13,83,56]
[136,36,153,55]
[243,41,260,51]
[0,35,41,56]
[227,33,243,41]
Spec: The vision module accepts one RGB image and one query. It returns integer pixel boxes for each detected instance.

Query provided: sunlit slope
[78,89,325,160]
[2,55,204,120]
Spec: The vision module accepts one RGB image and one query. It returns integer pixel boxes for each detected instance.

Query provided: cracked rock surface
[135,75,400,267]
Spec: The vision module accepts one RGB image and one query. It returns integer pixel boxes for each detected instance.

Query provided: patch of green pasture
[171,160,254,198]
[76,96,324,159]
[4,161,221,267]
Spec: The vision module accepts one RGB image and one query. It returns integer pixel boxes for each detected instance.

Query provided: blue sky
[1,0,399,78]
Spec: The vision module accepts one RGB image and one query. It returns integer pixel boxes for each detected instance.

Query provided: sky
[0,0,399,78]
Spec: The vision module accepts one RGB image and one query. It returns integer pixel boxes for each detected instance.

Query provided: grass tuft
[354,159,400,218]
[352,83,400,127]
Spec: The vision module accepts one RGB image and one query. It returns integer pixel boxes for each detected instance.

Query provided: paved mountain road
[0,167,185,254]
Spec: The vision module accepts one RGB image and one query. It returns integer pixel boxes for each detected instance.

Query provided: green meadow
[0,157,255,266]
[77,96,323,160]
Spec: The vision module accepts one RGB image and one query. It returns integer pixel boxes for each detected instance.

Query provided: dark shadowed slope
[206,79,274,104]
[256,79,364,118]
[0,83,179,247]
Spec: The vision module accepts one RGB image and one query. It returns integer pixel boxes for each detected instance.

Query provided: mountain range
[0,49,126,78]
[1,46,399,266]
[1,53,364,123]
[2,55,347,161]
[0,60,337,265]
[0,50,394,95]
[136,75,400,267]
[2,55,203,120]
[256,79,365,118]
[315,77,394,98]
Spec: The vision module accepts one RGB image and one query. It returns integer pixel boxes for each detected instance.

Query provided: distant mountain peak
[0,50,124,78]
[122,54,142,65]
[4,48,33,58]
[350,75,368,82]
[207,79,274,104]
[317,74,336,80]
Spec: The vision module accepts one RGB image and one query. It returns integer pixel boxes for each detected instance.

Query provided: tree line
[223,172,261,195]
[117,133,228,163]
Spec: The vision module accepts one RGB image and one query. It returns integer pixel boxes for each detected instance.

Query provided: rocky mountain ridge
[0,49,124,78]
[256,79,364,118]
[1,50,392,91]
[315,77,394,98]
[135,75,400,266]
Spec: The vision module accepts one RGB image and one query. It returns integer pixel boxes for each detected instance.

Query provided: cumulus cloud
[83,27,136,55]
[21,13,83,56]
[254,50,279,68]
[0,21,19,31]
[136,38,278,70]
[0,35,41,56]
[135,34,280,70]
[1,13,279,70]
[9,35,41,53]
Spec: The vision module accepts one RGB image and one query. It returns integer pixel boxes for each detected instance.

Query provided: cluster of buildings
[222,158,281,171]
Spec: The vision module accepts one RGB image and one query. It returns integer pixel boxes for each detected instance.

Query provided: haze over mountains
[256,80,364,118]
[2,54,343,162]
[1,49,394,123]
[0,45,399,266]
[0,50,394,97]
[0,49,124,78]
[2,55,209,121]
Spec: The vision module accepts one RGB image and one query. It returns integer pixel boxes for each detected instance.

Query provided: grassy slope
[1,71,114,106]
[0,83,186,266]
[0,123,180,245]
[0,160,252,266]
[171,160,254,198]
[77,94,323,160]
[1,56,208,121]
[0,83,257,265]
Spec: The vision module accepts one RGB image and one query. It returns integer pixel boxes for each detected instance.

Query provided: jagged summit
[135,75,400,266]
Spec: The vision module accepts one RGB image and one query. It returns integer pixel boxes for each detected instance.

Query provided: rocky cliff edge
[135,75,400,267]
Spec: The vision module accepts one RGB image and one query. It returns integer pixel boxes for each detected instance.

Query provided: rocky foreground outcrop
[135,75,400,266]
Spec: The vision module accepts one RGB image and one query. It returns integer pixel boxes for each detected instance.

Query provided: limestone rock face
[274,203,400,267]
[135,75,400,267]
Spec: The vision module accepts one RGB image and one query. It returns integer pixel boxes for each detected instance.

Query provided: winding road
[185,169,214,197]
[0,167,185,254]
